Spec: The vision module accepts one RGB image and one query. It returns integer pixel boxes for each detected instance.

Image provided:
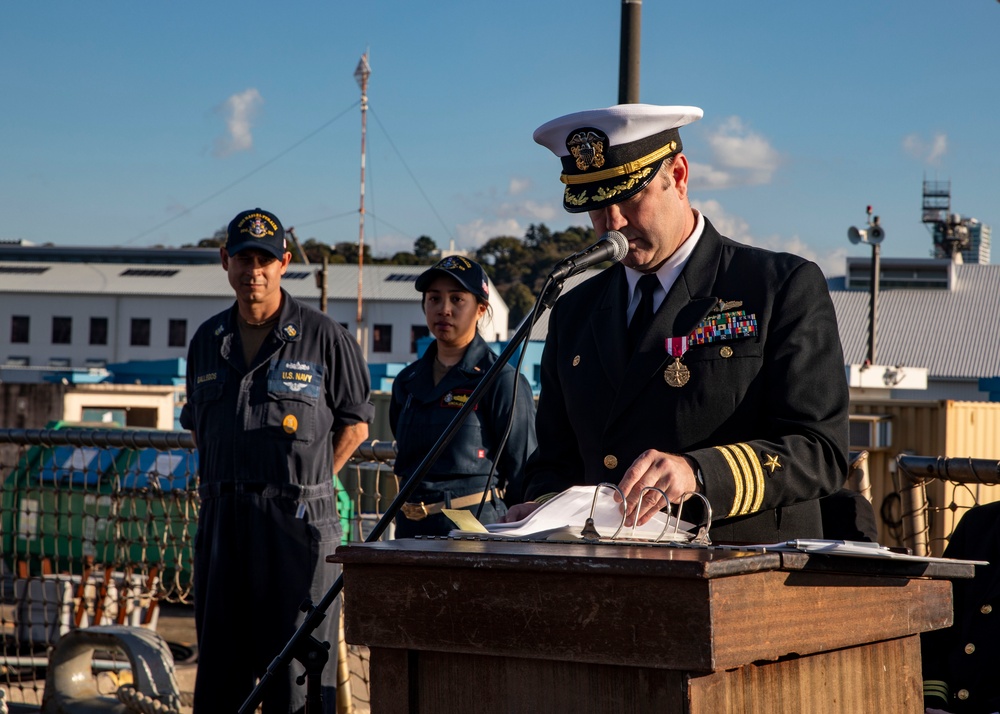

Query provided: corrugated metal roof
[0,262,436,302]
[830,263,1000,379]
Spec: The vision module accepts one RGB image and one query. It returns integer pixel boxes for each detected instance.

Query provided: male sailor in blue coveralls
[181,207,373,713]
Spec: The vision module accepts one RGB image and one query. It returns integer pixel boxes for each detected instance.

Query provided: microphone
[548,230,629,281]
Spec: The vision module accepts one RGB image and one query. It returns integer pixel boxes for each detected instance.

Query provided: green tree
[387,251,421,265]
[300,238,335,264]
[502,282,537,326]
[525,224,597,289]
[476,236,532,286]
[188,226,227,249]
[333,241,372,265]
[414,235,437,260]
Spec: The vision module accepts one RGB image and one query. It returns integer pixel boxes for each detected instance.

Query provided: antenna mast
[354,52,371,354]
[922,178,969,261]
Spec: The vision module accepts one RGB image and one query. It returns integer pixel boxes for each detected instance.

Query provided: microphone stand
[239,276,568,714]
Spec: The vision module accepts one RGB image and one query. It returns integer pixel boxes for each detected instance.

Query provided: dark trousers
[193,489,341,713]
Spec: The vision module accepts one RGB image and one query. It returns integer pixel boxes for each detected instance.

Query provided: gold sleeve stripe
[560,142,678,184]
[922,680,949,703]
[716,443,767,517]
[714,445,744,518]
[728,445,757,515]
[734,442,766,513]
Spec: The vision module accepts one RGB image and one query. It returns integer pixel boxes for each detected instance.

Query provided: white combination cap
[534,104,703,213]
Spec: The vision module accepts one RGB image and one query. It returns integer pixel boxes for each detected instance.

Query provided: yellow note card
[443,508,489,533]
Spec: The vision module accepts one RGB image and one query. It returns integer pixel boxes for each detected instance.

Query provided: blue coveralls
[180,289,373,714]
[389,333,537,537]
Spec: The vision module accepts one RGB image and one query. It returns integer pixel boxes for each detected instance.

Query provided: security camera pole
[847,206,886,365]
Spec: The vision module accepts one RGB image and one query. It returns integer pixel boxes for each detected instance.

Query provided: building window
[48,358,71,368]
[5,356,29,367]
[11,316,29,344]
[168,319,187,347]
[373,324,392,353]
[410,325,430,353]
[130,318,151,347]
[52,316,72,344]
[85,358,107,369]
[90,317,108,345]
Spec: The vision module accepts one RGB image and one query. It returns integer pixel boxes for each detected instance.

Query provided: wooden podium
[332,539,965,713]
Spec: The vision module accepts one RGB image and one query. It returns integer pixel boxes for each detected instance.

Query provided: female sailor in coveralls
[389,256,537,537]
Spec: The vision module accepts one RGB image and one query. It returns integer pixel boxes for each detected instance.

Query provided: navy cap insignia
[438,256,471,271]
[282,323,299,340]
[567,128,607,171]
[250,218,268,237]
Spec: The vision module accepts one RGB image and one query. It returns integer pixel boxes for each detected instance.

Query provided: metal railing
[896,455,1000,556]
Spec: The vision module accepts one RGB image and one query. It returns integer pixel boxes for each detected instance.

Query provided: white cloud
[902,132,948,166]
[493,199,557,222]
[456,217,526,248]
[213,88,263,158]
[449,177,561,249]
[688,161,737,191]
[691,199,752,243]
[693,116,781,189]
[692,199,846,277]
[508,177,532,196]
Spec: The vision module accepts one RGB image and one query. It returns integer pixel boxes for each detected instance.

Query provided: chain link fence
[0,426,399,712]
[895,454,1000,557]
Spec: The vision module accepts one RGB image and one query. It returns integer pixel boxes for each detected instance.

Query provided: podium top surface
[331,537,974,580]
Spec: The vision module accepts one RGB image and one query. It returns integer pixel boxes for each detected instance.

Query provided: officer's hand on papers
[500,501,541,523]
[618,450,698,527]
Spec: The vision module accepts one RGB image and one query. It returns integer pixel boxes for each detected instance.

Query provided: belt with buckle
[401,491,490,521]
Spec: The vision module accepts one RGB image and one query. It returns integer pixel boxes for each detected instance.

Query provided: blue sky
[4,1,998,276]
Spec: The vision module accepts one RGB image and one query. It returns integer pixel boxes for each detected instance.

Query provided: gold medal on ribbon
[664,358,690,387]
[664,337,690,388]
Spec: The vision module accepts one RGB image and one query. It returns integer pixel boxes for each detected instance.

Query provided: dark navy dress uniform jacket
[180,289,373,714]
[389,333,537,534]
[523,219,850,544]
[922,501,1000,714]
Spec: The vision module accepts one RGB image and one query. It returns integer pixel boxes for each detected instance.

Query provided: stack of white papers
[448,485,696,541]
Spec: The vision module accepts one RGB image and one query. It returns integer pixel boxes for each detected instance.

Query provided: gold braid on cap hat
[560,141,677,185]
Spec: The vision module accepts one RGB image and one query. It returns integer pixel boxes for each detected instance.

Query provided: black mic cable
[474,274,551,520]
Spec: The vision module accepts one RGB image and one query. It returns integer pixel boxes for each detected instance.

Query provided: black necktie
[627,274,660,354]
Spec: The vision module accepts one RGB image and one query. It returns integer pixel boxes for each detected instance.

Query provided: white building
[0,246,509,382]
[828,256,1000,402]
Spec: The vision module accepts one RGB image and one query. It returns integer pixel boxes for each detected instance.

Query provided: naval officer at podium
[506,103,849,543]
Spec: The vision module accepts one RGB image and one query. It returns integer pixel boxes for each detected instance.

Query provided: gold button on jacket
[603,455,618,469]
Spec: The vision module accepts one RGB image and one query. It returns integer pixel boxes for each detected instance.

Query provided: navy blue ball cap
[226,208,287,260]
[415,256,490,302]
[534,104,703,213]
